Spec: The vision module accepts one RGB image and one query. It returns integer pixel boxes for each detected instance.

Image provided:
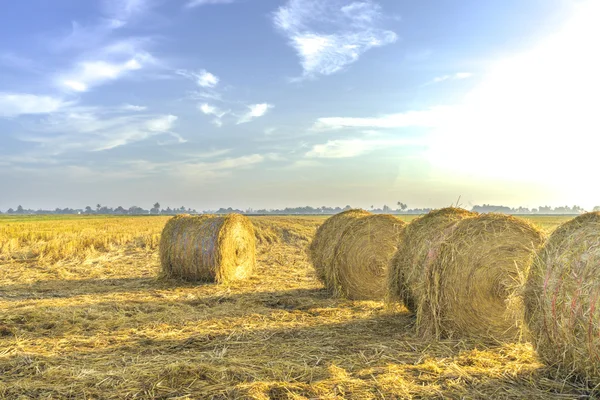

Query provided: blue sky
[1,0,598,210]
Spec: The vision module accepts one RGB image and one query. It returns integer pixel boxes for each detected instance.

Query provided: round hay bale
[159,213,256,283]
[309,209,371,284]
[387,208,478,313]
[330,214,406,300]
[421,213,545,340]
[525,212,600,384]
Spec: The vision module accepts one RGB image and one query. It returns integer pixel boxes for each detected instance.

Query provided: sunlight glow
[427,0,600,208]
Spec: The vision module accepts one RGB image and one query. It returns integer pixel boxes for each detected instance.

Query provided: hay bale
[309,209,371,284]
[159,213,256,283]
[421,213,545,340]
[387,208,478,313]
[525,212,600,384]
[329,214,406,300]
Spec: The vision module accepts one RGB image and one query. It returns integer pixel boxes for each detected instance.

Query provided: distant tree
[16,205,24,214]
[180,206,186,212]
[115,206,126,214]
[96,204,101,212]
[85,206,93,213]
[370,205,374,210]
[397,201,408,211]
[383,204,390,212]
[7,208,14,214]
[151,202,161,214]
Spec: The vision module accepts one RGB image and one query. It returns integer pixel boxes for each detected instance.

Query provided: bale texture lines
[159,213,256,283]
[388,207,478,313]
[310,210,405,300]
[309,209,371,285]
[525,212,600,384]
[421,213,545,341]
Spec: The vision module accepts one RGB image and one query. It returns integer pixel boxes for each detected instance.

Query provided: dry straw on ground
[388,207,478,313]
[525,212,600,385]
[420,213,545,341]
[2,214,598,398]
[309,209,371,285]
[329,214,406,300]
[159,213,256,283]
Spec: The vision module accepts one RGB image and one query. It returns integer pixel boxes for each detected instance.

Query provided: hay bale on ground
[421,213,545,341]
[387,208,478,313]
[525,212,600,384]
[159,213,256,283]
[329,214,406,300]
[309,209,371,284]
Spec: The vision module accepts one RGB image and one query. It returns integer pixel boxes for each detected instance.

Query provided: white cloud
[186,0,235,8]
[0,93,71,117]
[313,107,456,130]
[59,57,145,92]
[122,104,147,111]
[237,103,274,124]
[146,115,178,132]
[273,0,397,78]
[177,69,219,88]
[306,138,416,159]
[197,70,219,88]
[199,103,228,117]
[199,103,229,126]
[426,72,473,85]
[20,111,183,153]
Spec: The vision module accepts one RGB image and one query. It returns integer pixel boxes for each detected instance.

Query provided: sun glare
[427,0,600,207]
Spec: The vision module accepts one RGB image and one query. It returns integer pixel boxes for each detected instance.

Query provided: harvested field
[0,214,594,399]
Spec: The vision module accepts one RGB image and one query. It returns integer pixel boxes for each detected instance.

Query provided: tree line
[1,202,597,215]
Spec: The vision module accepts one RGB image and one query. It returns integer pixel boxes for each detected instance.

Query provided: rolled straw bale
[159,213,256,283]
[330,214,406,300]
[421,213,545,340]
[387,208,478,312]
[525,212,600,384]
[309,209,371,284]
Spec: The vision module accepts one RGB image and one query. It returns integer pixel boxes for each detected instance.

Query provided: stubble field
[0,214,588,399]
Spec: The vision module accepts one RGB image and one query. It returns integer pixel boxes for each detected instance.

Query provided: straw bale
[309,209,371,284]
[525,212,600,384]
[329,214,406,300]
[421,213,545,340]
[388,208,477,312]
[159,213,256,283]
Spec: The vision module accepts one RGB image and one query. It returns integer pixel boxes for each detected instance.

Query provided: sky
[0,0,598,211]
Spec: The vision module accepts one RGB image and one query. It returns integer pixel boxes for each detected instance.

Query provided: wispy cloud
[177,69,219,88]
[313,107,456,130]
[124,153,264,181]
[237,103,273,124]
[425,72,473,85]
[197,70,219,87]
[306,137,418,158]
[20,111,183,153]
[59,58,145,92]
[121,104,147,111]
[0,93,71,117]
[199,103,229,126]
[185,0,236,8]
[273,0,397,79]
